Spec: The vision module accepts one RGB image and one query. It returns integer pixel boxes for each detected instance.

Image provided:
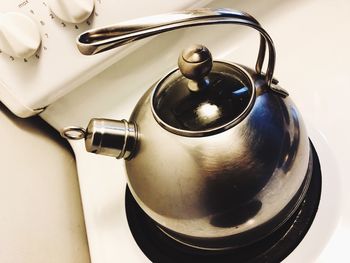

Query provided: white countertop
[0,104,90,263]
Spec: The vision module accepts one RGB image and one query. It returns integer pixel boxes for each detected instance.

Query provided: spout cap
[85,118,137,159]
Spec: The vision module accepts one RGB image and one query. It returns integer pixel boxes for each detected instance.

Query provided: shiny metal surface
[152,61,255,137]
[85,118,137,159]
[61,126,86,140]
[126,72,310,248]
[178,44,213,84]
[76,8,275,87]
[69,8,311,250]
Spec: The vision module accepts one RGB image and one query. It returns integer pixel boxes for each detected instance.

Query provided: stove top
[39,0,349,262]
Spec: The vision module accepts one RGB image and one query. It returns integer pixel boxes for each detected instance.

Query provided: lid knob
[178,44,213,91]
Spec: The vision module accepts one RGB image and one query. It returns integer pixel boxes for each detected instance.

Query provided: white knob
[49,0,94,24]
[0,12,41,58]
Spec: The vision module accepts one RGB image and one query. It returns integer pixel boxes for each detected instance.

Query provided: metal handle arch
[77,8,275,86]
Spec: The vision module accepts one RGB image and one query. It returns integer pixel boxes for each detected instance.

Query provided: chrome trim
[60,126,86,140]
[150,61,256,137]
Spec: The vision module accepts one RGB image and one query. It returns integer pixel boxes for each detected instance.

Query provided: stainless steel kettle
[62,8,312,250]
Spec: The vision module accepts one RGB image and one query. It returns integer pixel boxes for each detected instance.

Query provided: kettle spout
[84,118,138,159]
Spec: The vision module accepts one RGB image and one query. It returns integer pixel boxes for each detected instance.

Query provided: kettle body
[61,8,313,250]
[125,64,311,249]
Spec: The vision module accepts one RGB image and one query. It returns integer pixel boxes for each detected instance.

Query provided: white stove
[1,0,349,262]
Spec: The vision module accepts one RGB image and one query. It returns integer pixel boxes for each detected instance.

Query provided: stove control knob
[49,0,94,24]
[0,12,41,58]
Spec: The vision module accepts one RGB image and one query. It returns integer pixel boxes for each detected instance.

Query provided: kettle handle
[77,8,275,87]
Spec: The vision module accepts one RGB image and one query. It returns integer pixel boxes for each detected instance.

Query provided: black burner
[125,142,321,263]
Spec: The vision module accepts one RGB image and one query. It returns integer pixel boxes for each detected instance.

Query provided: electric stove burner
[125,142,321,263]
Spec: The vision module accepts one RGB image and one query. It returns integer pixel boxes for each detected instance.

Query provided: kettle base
[125,141,321,263]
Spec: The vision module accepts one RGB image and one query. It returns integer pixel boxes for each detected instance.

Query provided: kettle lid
[152,44,255,137]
